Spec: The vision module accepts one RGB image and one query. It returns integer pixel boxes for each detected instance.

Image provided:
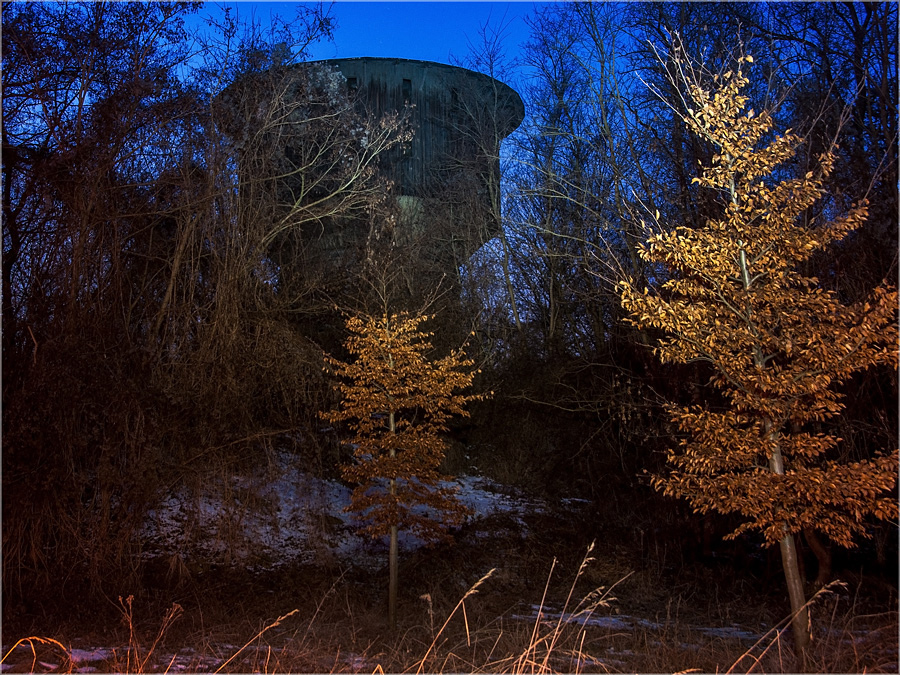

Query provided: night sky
[193,1,540,66]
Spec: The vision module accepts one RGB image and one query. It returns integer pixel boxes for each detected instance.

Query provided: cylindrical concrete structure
[221,57,524,288]
[316,58,524,205]
[309,58,524,268]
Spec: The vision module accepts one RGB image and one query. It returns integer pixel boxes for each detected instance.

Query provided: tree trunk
[497,227,522,331]
[778,529,811,658]
[765,419,811,659]
[389,521,398,631]
[804,528,833,589]
[388,405,398,631]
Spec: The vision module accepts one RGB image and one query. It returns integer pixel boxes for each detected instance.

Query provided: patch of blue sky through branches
[190,2,539,66]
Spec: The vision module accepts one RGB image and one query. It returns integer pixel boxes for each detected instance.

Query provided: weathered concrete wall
[297,58,523,268]
[316,58,524,210]
[224,58,524,292]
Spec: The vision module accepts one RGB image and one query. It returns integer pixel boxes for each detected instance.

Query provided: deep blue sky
[196,1,540,66]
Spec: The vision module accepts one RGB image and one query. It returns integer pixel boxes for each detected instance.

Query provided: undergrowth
[2,544,897,674]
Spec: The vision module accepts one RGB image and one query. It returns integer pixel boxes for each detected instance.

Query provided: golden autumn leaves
[321,313,485,544]
[619,58,899,549]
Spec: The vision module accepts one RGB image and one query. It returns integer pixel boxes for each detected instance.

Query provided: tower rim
[301,56,525,138]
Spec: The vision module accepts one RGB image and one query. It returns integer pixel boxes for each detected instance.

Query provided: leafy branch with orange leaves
[619,50,899,656]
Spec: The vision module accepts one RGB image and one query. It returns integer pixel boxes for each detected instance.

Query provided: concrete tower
[293,57,524,276]
[221,57,524,296]
[322,57,523,211]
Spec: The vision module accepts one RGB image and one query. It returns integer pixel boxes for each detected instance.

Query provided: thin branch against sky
[187,2,541,66]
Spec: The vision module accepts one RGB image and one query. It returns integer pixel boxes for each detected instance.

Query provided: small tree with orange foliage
[322,311,484,630]
[619,53,899,655]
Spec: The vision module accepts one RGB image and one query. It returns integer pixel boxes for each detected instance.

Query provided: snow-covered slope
[142,450,546,571]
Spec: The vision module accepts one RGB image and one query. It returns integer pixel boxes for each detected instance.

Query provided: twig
[215,609,299,674]
[415,568,496,675]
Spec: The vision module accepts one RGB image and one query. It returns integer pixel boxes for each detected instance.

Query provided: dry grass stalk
[213,608,300,674]
[414,567,496,674]
[117,594,184,674]
[510,542,620,674]
[725,580,847,674]
[0,637,73,674]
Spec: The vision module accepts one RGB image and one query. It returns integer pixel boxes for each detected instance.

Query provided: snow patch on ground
[141,451,547,572]
[511,603,766,643]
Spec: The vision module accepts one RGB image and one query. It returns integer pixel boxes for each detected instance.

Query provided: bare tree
[2,0,203,597]
[1,0,412,601]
